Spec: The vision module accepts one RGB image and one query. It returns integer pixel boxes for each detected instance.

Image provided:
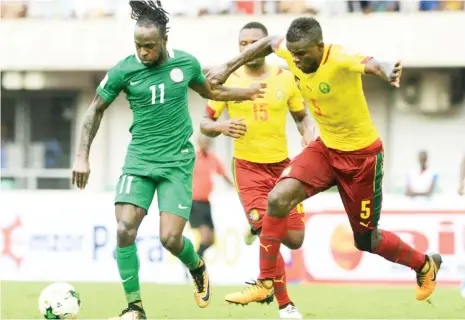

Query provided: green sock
[175,236,200,270]
[116,244,141,304]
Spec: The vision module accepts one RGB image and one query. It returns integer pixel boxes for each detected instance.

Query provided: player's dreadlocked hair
[130,0,170,35]
[241,21,268,36]
[286,17,322,44]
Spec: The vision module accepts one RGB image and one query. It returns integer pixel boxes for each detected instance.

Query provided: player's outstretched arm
[365,59,403,88]
[72,94,111,189]
[207,36,282,86]
[200,113,247,139]
[200,115,222,138]
[190,81,265,101]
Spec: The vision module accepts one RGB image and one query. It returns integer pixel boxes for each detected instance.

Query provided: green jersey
[97,49,206,162]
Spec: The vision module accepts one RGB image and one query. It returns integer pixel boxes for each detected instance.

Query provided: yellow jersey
[206,65,304,163]
[274,40,379,151]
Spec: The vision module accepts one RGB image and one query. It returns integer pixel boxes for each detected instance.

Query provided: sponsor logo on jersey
[319,82,331,94]
[129,79,143,86]
[170,68,184,83]
[275,90,285,101]
[248,209,260,222]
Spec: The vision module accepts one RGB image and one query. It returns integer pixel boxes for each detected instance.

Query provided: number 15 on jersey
[150,84,165,104]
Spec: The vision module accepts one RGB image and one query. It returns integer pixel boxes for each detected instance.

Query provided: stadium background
[1,1,465,318]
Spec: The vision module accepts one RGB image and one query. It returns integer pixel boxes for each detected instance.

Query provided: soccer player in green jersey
[71,1,263,319]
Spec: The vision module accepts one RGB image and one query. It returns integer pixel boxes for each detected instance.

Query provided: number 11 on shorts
[119,175,134,194]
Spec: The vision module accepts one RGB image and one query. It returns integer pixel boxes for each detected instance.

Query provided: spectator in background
[275,0,347,15]
[398,0,420,13]
[165,0,233,16]
[278,0,318,14]
[348,0,372,13]
[312,0,348,15]
[1,0,27,18]
[440,0,464,10]
[459,155,465,195]
[405,150,438,199]
[368,0,400,12]
[189,135,234,260]
[419,0,441,11]
[0,123,15,189]
[349,0,400,13]
[1,123,8,169]
[72,0,115,18]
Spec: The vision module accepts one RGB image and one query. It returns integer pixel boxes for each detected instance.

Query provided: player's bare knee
[116,221,137,246]
[205,233,215,247]
[203,238,214,248]
[199,226,215,247]
[267,188,292,218]
[283,231,304,249]
[283,239,303,250]
[353,231,372,252]
[200,232,214,247]
[292,234,304,249]
[115,204,145,247]
[159,230,183,254]
[369,228,382,251]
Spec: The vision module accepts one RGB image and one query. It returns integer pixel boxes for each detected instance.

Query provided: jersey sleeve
[96,66,124,104]
[205,100,227,120]
[189,55,207,85]
[287,77,305,112]
[339,46,373,74]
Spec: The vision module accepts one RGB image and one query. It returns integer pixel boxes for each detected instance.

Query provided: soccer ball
[38,282,81,319]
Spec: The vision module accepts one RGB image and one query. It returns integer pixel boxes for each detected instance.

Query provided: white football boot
[243,225,258,245]
[279,304,303,319]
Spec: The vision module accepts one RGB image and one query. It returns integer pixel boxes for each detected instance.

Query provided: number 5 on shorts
[119,175,134,194]
[360,200,371,219]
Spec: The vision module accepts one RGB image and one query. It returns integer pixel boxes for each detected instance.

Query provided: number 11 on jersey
[150,83,165,104]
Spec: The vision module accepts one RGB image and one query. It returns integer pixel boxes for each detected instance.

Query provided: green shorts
[114,155,195,220]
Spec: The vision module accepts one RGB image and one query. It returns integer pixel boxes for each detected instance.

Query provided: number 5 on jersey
[150,84,165,104]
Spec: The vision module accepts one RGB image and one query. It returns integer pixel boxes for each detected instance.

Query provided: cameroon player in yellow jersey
[208,17,441,306]
[201,22,314,319]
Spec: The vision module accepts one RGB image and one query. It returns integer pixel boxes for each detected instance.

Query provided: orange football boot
[415,253,442,301]
[190,258,211,308]
[225,280,274,305]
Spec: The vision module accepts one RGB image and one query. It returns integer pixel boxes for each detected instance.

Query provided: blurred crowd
[2,0,464,19]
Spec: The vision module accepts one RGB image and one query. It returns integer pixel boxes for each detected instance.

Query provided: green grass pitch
[1,282,464,319]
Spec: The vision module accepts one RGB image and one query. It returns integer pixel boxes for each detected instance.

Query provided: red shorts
[279,137,384,233]
[233,158,305,231]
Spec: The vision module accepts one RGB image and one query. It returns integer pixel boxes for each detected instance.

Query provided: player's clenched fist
[72,157,90,190]
[218,117,247,138]
[207,65,230,87]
